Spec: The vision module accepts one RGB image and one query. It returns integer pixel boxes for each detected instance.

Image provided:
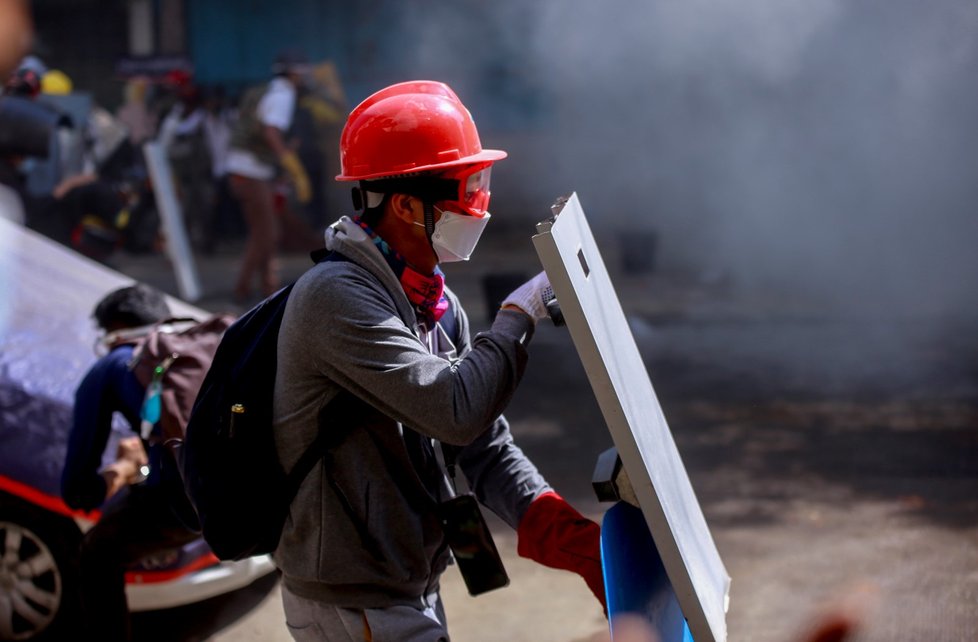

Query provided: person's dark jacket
[61,344,154,511]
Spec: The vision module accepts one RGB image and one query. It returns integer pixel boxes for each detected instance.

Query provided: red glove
[517,491,606,610]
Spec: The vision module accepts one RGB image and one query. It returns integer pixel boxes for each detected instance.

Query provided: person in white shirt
[226,49,312,301]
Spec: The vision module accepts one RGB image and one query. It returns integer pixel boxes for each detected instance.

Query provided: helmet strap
[361,176,457,204]
[423,200,436,241]
[357,178,447,245]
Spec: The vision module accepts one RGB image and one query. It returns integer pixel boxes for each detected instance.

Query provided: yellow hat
[41,69,73,95]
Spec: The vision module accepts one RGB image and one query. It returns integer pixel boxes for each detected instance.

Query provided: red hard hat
[336,80,506,182]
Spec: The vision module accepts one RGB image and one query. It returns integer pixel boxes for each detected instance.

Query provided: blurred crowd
[0,34,346,293]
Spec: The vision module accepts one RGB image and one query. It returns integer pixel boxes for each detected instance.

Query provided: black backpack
[179,250,343,560]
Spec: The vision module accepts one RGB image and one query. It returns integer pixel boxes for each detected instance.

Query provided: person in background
[61,284,199,642]
[201,84,244,244]
[4,56,85,201]
[0,59,75,228]
[2,60,41,98]
[115,77,156,148]
[225,48,313,303]
[157,71,216,253]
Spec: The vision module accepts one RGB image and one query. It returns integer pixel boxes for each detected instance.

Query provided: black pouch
[438,493,510,596]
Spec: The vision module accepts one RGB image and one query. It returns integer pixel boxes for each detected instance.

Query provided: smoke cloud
[368,0,978,317]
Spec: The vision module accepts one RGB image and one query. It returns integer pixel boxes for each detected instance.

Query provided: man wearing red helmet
[272,81,604,640]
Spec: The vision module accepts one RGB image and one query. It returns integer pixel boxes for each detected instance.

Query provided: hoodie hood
[323,216,420,330]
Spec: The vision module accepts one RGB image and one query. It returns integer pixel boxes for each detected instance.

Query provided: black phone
[438,493,510,596]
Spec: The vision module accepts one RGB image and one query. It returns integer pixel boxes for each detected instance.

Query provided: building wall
[187,0,350,96]
[184,0,543,128]
[31,0,130,109]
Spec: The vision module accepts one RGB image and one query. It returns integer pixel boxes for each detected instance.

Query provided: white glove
[501,271,554,322]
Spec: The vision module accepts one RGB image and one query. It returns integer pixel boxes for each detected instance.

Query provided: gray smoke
[381,0,978,318]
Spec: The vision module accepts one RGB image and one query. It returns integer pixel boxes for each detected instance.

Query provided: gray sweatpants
[281,584,450,642]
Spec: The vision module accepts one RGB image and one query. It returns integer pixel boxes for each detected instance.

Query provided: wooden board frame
[532,193,730,642]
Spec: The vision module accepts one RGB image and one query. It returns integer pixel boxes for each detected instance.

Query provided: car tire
[0,493,82,642]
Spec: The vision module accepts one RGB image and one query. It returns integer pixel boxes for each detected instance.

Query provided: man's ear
[389,193,420,224]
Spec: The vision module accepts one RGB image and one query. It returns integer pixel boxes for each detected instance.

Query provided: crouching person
[61,284,199,642]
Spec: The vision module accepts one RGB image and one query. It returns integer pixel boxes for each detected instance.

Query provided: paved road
[118,227,977,641]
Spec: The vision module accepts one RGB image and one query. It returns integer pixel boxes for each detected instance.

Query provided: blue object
[601,501,694,642]
[141,380,162,425]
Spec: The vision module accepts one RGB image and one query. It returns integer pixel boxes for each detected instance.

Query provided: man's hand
[52,173,97,200]
[517,491,606,611]
[116,435,148,469]
[280,151,312,204]
[101,436,149,501]
[500,271,553,323]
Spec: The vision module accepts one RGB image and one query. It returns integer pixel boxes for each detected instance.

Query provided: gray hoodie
[273,216,551,607]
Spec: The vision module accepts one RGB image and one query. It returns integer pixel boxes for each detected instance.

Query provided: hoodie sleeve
[61,347,144,511]
[441,292,552,527]
[280,262,536,446]
[456,414,552,529]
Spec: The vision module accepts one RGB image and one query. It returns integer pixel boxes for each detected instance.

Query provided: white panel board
[533,193,730,642]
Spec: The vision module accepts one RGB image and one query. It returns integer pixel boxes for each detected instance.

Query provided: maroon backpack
[130,315,236,445]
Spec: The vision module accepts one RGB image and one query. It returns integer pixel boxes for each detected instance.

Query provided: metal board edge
[532,192,730,642]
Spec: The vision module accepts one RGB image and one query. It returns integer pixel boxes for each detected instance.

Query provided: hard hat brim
[335,149,507,182]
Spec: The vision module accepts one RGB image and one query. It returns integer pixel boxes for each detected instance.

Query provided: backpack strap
[432,297,465,492]
[284,394,348,493]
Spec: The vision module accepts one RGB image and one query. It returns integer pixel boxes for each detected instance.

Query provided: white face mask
[423,207,492,263]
